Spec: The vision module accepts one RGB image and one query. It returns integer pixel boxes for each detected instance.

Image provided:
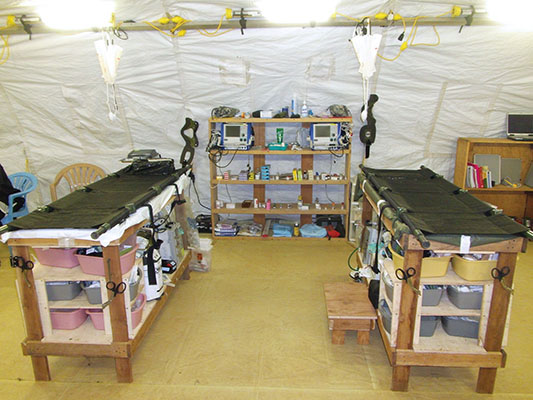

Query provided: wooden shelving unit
[208,117,352,239]
[360,187,525,393]
[453,137,533,219]
[9,198,192,383]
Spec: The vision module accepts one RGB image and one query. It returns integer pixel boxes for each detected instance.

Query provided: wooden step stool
[324,282,377,345]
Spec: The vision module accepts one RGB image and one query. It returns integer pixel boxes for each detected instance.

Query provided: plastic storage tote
[34,248,80,268]
[46,281,82,301]
[50,308,88,330]
[380,300,438,337]
[383,270,394,302]
[81,281,102,305]
[390,245,450,278]
[419,316,439,337]
[76,245,138,276]
[378,299,392,334]
[383,275,444,306]
[81,267,142,304]
[87,293,146,331]
[130,293,146,329]
[442,316,480,339]
[86,308,106,330]
[451,255,496,281]
[447,285,483,309]
[422,285,445,306]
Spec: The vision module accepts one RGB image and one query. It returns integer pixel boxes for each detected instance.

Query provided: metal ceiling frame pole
[0,15,498,36]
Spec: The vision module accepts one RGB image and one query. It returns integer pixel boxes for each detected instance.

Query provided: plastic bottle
[294,222,300,236]
[291,94,298,116]
[301,101,309,118]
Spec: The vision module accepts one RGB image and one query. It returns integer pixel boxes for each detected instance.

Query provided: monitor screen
[508,114,533,134]
[225,125,242,137]
[315,125,332,137]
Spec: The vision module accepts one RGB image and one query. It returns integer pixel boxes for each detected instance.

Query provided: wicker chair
[50,163,106,201]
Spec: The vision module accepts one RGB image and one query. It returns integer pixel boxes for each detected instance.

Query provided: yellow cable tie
[7,15,16,27]
[225,8,233,20]
[375,12,388,20]
[158,17,170,25]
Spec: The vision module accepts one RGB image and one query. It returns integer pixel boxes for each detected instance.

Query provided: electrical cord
[328,149,345,158]
[197,13,233,37]
[208,148,239,169]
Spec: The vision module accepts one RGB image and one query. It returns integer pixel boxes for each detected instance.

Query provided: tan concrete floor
[0,239,532,399]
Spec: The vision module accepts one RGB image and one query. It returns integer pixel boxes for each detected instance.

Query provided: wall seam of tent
[480,84,502,136]
[424,80,447,159]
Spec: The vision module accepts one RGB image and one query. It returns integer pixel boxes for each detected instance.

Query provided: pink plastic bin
[50,308,88,330]
[76,245,138,276]
[86,309,105,330]
[34,248,80,268]
[86,293,146,331]
[130,293,146,329]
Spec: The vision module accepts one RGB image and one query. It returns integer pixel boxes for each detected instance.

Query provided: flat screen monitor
[507,114,533,134]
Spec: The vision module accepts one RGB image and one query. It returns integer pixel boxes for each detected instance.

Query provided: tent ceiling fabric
[0,1,532,214]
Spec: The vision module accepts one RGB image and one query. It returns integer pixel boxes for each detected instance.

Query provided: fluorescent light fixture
[487,0,533,28]
[256,0,339,24]
[35,0,114,30]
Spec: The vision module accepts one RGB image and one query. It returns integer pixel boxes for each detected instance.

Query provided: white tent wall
[0,1,532,215]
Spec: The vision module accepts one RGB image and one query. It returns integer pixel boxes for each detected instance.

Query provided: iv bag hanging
[94,35,122,84]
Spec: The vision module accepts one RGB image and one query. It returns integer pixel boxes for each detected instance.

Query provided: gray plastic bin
[447,285,483,309]
[379,299,392,334]
[81,270,141,304]
[81,281,102,304]
[422,285,445,306]
[420,316,439,337]
[46,281,82,301]
[442,316,480,339]
[383,271,394,302]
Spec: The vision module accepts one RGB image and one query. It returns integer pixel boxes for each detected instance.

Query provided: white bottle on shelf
[301,101,309,118]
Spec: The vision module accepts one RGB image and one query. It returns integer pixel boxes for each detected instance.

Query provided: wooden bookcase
[208,117,352,239]
[453,137,533,219]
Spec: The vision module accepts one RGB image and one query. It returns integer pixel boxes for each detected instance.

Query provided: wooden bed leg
[331,330,345,344]
[115,358,133,383]
[31,356,51,381]
[476,367,497,393]
[357,330,370,345]
[391,366,410,391]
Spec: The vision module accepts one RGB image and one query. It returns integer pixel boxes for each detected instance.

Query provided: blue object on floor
[272,223,293,237]
[1,172,38,225]
[300,223,327,238]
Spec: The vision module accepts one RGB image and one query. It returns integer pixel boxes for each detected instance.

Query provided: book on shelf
[474,154,501,184]
[466,162,494,188]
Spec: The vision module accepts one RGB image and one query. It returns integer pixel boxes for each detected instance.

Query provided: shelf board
[48,291,98,309]
[378,314,486,355]
[212,179,348,185]
[213,235,345,240]
[33,263,106,281]
[466,185,533,193]
[209,117,352,123]
[382,258,492,286]
[33,257,142,282]
[413,323,485,354]
[41,318,112,345]
[420,295,481,317]
[212,203,347,215]
[209,149,349,155]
